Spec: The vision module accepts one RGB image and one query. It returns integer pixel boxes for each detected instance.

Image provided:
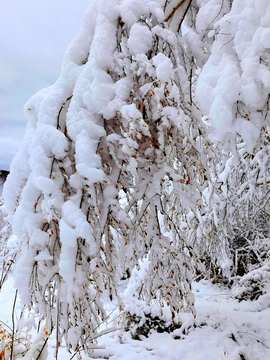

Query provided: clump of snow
[120,0,149,26]
[152,25,177,46]
[218,157,233,184]
[196,0,270,153]
[128,23,153,55]
[153,53,174,82]
[195,0,230,33]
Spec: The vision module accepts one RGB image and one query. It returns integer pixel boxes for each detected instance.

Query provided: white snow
[128,23,153,55]
[120,0,149,26]
[196,0,270,152]
[0,277,269,359]
[153,53,174,82]
[1,0,270,359]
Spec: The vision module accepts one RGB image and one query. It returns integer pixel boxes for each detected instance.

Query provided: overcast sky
[0,0,91,171]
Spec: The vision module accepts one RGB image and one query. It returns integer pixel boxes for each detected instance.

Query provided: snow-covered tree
[2,0,270,358]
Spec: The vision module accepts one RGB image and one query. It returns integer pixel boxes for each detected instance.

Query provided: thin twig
[69,327,122,360]
[189,56,194,106]
[207,0,224,29]
[236,330,269,347]
[177,0,193,32]
[10,289,18,360]
[243,236,264,266]
[56,297,60,360]
[56,95,73,130]
[165,0,186,22]
[0,319,28,348]
[0,254,16,290]
[220,36,234,50]
[35,338,49,360]
[164,0,169,11]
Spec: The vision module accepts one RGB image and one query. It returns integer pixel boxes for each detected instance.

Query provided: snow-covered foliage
[2,0,270,358]
[193,0,270,281]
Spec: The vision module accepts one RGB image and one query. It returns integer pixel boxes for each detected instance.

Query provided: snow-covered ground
[0,278,269,359]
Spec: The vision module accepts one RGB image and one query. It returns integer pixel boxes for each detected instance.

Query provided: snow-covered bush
[2,0,211,355]
[2,0,270,357]
[194,0,270,282]
[232,263,270,301]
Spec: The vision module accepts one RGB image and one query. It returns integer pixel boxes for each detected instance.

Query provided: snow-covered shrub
[232,263,270,301]
[1,0,213,355]
[2,0,270,357]
[194,0,270,281]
